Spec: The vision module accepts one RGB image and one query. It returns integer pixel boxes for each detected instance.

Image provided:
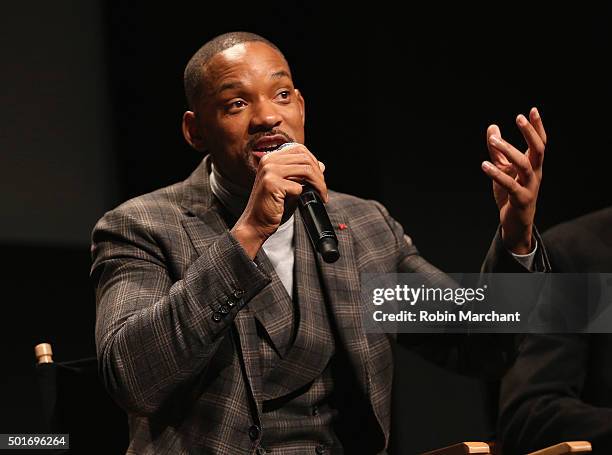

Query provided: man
[91,32,548,454]
[498,207,612,454]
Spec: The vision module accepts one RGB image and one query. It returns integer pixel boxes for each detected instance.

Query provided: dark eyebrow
[216,81,243,95]
[271,70,291,80]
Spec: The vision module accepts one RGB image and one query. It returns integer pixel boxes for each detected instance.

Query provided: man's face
[187,41,305,188]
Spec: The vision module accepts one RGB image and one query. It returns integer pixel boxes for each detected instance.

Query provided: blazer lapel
[316,206,371,398]
[249,248,295,358]
[319,205,393,444]
[262,211,335,400]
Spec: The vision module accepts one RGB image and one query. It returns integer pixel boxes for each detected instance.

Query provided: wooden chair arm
[421,442,491,455]
[528,441,592,455]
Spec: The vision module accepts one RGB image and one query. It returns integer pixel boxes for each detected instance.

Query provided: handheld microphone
[274,143,340,263]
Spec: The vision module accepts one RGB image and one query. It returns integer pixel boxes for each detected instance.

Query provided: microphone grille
[273,142,299,152]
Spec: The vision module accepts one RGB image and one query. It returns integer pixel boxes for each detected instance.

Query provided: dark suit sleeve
[91,207,271,416]
[499,334,612,454]
[481,225,551,273]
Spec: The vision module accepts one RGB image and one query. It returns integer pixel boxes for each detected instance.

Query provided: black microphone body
[274,143,340,263]
[298,184,340,263]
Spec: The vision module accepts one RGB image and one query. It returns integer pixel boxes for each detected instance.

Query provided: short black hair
[183,31,285,110]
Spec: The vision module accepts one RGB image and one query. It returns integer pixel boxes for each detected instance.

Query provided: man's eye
[277,91,291,100]
[225,100,247,112]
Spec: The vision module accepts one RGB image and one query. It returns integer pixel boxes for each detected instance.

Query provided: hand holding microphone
[231,142,339,262]
[276,143,339,263]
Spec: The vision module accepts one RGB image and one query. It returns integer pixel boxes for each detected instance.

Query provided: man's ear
[182,111,207,151]
[295,89,306,127]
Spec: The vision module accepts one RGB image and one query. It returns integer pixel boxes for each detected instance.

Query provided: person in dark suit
[91,32,548,454]
[498,207,612,454]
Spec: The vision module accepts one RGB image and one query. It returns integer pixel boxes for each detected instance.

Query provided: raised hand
[482,107,547,254]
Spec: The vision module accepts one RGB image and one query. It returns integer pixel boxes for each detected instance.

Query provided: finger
[516,113,545,172]
[282,180,307,198]
[297,147,327,188]
[261,153,315,166]
[487,126,517,179]
[487,124,511,167]
[488,135,534,184]
[294,145,324,177]
[268,144,325,181]
[262,150,326,183]
[271,144,328,200]
[497,162,518,180]
[481,161,523,196]
[276,164,328,202]
[270,142,318,163]
[260,163,328,202]
[529,107,547,145]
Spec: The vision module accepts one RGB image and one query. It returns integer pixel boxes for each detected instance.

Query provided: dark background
[1,2,610,453]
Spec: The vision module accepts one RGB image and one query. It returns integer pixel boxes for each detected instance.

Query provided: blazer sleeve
[498,334,612,453]
[90,207,271,416]
[481,225,551,273]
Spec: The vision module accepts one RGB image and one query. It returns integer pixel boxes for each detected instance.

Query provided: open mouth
[253,144,284,153]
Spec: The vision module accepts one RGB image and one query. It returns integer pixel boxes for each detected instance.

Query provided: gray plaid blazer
[91,156,542,454]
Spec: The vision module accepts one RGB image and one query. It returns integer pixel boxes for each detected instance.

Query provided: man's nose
[249,99,282,133]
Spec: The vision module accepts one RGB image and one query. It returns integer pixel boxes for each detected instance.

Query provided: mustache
[247,129,294,150]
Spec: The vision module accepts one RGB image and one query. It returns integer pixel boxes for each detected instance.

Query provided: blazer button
[232,288,245,299]
[212,312,222,322]
[315,445,327,455]
[248,424,261,441]
[218,303,230,314]
[226,298,236,308]
[312,405,319,416]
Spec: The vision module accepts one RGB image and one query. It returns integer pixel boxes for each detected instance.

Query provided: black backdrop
[1,2,610,453]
